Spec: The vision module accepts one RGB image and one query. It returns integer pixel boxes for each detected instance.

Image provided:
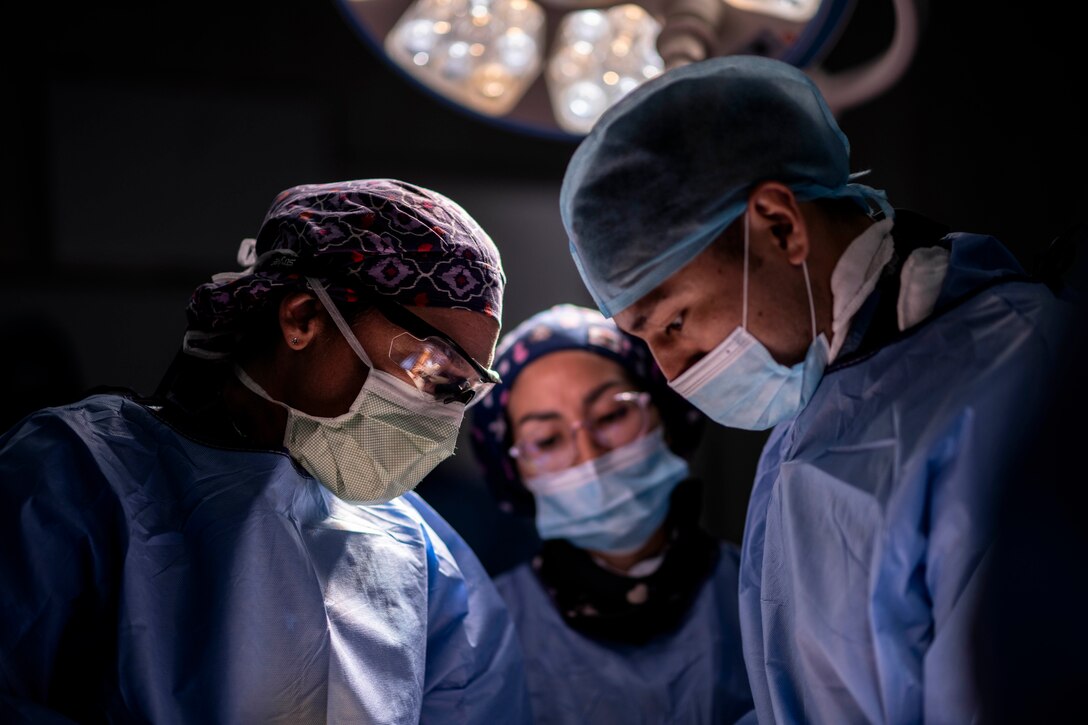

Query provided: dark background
[2,0,1085,576]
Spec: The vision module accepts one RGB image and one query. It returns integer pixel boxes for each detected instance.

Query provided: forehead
[614,281,674,335]
[614,244,730,333]
[410,307,500,365]
[510,350,630,409]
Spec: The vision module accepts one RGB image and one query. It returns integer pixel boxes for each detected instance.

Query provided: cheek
[696,303,743,345]
[653,318,740,381]
[330,369,368,412]
[329,349,373,404]
[513,458,533,482]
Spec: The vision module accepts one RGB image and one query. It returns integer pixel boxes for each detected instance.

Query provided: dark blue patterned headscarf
[470,304,704,515]
[184,178,504,358]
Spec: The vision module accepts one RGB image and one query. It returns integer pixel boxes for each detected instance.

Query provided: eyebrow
[512,379,628,428]
[583,379,627,407]
[623,290,666,334]
[368,296,499,382]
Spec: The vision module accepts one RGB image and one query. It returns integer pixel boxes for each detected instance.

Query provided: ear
[748,181,809,266]
[278,292,325,350]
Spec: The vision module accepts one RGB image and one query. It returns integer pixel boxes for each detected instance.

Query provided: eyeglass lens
[374,297,499,384]
[514,392,649,474]
[390,333,494,404]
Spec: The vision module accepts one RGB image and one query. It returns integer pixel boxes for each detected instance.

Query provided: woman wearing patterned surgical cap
[470,303,754,724]
[0,179,532,723]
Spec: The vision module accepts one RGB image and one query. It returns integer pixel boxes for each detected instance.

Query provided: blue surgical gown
[494,543,754,724]
[0,394,531,724]
[738,234,1069,723]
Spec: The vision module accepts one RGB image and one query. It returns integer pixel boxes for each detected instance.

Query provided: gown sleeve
[916,408,1006,724]
[883,289,1061,723]
[0,409,126,723]
[405,493,533,724]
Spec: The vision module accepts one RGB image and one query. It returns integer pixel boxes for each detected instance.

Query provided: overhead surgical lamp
[336,0,920,139]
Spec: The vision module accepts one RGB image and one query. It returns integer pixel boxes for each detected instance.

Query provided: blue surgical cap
[560,55,892,317]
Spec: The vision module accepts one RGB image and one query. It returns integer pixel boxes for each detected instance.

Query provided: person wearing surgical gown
[558,56,1072,723]
[0,179,531,724]
[470,303,754,724]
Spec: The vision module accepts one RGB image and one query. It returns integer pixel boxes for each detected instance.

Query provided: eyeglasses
[373,296,501,406]
[508,391,652,476]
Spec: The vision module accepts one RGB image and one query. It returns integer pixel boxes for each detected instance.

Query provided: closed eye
[533,434,563,451]
[594,405,629,428]
[665,311,684,335]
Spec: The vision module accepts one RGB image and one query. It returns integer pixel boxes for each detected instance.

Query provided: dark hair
[711,194,871,262]
[815,195,873,224]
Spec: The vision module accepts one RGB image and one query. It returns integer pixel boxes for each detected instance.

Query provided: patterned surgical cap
[185,178,504,358]
[469,304,703,515]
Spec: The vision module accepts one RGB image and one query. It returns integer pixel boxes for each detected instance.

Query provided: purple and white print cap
[184,178,505,358]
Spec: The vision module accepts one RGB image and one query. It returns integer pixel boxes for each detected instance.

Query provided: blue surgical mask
[668,212,829,431]
[524,429,688,554]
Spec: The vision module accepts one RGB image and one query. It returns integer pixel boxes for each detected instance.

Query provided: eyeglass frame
[507,390,654,474]
[364,294,501,404]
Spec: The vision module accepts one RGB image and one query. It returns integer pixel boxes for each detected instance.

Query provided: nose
[670,350,709,382]
[647,335,711,382]
[649,344,690,382]
[571,422,609,467]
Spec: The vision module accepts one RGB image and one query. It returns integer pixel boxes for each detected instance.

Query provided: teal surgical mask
[236,278,465,504]
[524,429,688,554]
[668,212,829,431]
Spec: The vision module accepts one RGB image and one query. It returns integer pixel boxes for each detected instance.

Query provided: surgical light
[338,0,920,139]
[546,5,664,134]
[385,0,547,116]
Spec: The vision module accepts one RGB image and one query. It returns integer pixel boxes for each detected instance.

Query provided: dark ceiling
[8,0,1086,268]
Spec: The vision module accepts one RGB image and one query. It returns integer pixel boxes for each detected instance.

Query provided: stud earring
[290,336,300,346]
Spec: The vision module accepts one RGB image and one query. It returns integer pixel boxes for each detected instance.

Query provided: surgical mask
[524,429,688,554]
[235,278,465,504]
[668,212,829,431]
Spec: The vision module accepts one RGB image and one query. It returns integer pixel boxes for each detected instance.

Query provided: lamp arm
[656,0,725,68]
[805,0,920,114]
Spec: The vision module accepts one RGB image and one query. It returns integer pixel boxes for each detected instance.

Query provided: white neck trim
[828,218,895,362]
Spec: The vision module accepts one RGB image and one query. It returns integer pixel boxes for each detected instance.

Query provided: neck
[588,526,668,574]
[222,367,289,448]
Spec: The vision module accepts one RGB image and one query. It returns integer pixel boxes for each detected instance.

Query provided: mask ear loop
[306,277,375,369]
[801,261,817,342]
[748,209,817,341]
[742,211,750,331]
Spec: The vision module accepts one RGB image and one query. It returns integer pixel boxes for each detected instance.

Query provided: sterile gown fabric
[494,543,754,724]
[0,394,531,724]
[738,232,1069,724]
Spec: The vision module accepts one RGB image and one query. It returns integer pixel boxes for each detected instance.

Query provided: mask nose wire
[306,277,375,369]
